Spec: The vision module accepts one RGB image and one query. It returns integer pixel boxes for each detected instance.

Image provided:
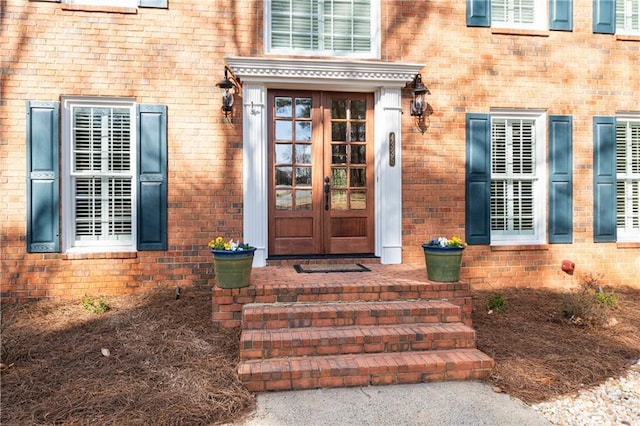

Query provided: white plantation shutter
[270,0,372,54]
[616,120,640,235]
[72,107,133,243]
[271,1,316,50]
[491,119,536,235]
[617,0,640,34]
[492,0,538,27]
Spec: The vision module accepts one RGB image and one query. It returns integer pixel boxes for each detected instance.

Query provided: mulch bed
[1,284,639,423]
[0,287,254,425]
[472,286,640,402]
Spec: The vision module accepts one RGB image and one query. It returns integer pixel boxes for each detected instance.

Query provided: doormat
[293,264,371,273]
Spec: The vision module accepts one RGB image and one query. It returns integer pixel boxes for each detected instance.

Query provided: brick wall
[1,0,639,301]
[398,0,640,289]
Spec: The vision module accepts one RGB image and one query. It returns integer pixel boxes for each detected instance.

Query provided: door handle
[324,176,330,211]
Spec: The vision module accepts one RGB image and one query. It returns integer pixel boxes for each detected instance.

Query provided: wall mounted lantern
[216,67,241,118]
[408,73,431,134]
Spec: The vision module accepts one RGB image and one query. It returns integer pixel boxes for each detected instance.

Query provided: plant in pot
[421,236,467,282]
[208,237,256,289]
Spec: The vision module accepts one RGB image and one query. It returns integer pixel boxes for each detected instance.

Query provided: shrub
[487,293,507,313]
[81,296,110,315]
[562,273,619,327]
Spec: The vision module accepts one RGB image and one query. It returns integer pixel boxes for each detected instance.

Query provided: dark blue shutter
[467,0,491,27]
[593,0,616,34]
[465,114,491,245]
[137,104,167,251]
[550,0,573,31]
[548,115,573,243]
[139,0,167,8]
[593,116,617,242]
[26,101,60,253]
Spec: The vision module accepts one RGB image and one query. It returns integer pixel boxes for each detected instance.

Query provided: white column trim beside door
[242,84,268,267]
[375,87,403,264]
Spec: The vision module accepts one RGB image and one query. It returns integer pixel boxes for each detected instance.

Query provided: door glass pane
[350,145,366,164]
[275,97,292,118]
[275,121,292,140]
[295,144,312,163]
[296,167,312,185]
[331,99,347,119]
[351,100,366,119]
[295,98,312,118]
[350,191,366,210]
[275,189,292,210]
[332,168,347,187]
[351,123,366,142]
[332,145,347,164]
[296,189,312,210]
[275,144,292,164]
[331,190,347,210]
[296,122,312,141]
[350,168,366,187]
[332,122,347,141]
[276,167,292,186]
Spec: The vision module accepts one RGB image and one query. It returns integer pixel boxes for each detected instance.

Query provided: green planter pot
[210,248,256,289]
[421,244,464,282]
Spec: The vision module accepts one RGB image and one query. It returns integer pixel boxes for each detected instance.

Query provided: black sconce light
[408,73,431,134]
[216,66,241,118]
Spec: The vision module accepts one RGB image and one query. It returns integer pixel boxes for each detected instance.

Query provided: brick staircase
[217,264,494,392]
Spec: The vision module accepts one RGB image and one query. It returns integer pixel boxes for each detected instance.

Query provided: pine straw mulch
[0,287,254,425]
[473,286,640,403]
[1,285,640,424]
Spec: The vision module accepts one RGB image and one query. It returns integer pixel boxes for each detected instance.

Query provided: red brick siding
[1,0,639,301]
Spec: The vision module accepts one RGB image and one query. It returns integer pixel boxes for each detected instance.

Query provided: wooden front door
[268,91,374,256]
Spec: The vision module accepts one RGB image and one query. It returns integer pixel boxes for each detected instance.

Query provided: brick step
[266,257,381,267]
[247,277,470,306]
[238,348,495,392]
[240,323,477,360]
[241,300,462,330]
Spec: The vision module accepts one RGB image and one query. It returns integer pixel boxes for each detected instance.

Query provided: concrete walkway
[234,381,551,426]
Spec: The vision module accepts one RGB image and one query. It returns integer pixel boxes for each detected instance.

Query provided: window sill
[491,28,549,37]
[616,242,640,249]
[62,251,138,260]
[490,244,550,251]
[61,4,137,14]
[616,34,640,42]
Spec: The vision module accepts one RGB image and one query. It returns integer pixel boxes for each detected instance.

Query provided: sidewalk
[235,381,551,426]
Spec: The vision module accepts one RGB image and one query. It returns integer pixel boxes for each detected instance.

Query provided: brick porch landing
[212,263,494,392]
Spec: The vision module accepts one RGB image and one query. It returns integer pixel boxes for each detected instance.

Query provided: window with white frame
[490,115,546,244]
[491,0,547,30]
[617,0,640,34]
[265,0,380,58]
[62,0,137,7]
[616,117,640,240]
[62,98,136,251]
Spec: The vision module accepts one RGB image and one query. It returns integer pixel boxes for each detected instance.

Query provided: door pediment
[226,57,424,91]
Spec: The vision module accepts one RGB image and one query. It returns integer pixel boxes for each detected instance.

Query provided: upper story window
[491,0,547,30]
[617,0,640,34]
[616,117,640,240]
[49,0,167,11]
[265,0,380,58]
[467,0,572,31]
[63,0,136,6]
